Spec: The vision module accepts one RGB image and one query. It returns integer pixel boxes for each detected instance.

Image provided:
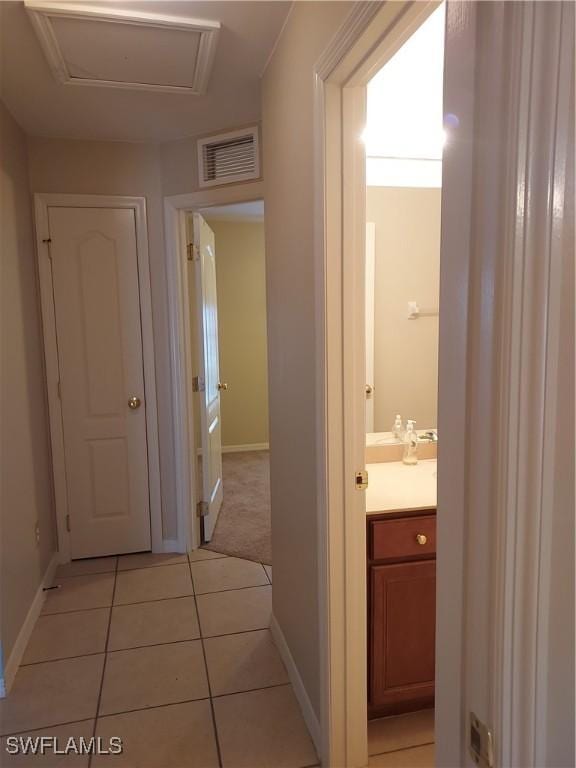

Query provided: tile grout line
[1,683,296,740]
[18,632,280,668]
[188,553,224,768]
[259,561,271,586]
[20,624,277,668]
[369,740,435,759]
[88,557,118,768]
[193,582,270,597]
[41,581,271,618]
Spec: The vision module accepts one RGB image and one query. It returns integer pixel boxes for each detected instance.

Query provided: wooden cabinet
[368,510,436,718]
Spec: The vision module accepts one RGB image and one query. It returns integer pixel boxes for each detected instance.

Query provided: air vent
[197,127,260,188]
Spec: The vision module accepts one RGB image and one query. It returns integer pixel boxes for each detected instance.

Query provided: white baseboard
[270,613,321,755]
[1,552,59,696]
[221,442,269,454]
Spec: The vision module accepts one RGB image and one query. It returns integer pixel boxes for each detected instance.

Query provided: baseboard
[270,613,321,754]
[221,442,269,454]
[2,552,59,696]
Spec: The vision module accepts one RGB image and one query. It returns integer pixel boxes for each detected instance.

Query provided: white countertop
[365,459,437,515]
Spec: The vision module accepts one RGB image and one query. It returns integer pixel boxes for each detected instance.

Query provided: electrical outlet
[469,712,494,767]
[34,522,40,546]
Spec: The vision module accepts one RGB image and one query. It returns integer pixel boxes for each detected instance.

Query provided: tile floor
[1,549,434,768]
[368,709,435,767]
[0,551,319,768]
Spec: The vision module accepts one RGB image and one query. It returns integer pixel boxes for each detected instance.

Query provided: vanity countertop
[366,459,437,515]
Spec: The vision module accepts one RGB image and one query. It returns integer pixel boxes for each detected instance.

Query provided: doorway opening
[364,3,443,761]
[314,1,466,765]
[183,200,271,567]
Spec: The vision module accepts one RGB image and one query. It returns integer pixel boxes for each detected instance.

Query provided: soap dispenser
[392,414,403,440]
[403,420,418,465]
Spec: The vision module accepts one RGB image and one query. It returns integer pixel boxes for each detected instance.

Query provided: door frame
[34,193,162,562]
[315,2,573,767]
[163,181,265,552]
[314,2,464,766]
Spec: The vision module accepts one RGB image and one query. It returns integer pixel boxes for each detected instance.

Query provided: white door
[365,222,376,432]
[193,213,224,541]
[48,207,151,559]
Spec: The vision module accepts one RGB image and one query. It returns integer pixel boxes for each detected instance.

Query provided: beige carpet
[203,450,271,565]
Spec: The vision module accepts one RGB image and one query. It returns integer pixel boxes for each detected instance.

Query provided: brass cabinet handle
[128,396,141,410]
[416,533,427,546]
[217,382,228,391]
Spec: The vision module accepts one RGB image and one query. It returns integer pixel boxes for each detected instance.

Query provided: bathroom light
[365,4,445,162]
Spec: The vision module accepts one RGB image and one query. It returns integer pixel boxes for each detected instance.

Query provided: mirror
[364,13,444,446]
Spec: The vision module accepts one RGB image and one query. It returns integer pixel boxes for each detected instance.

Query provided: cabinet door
[370,561,436,711]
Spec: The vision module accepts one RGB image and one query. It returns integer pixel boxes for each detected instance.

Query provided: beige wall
[207,220,268,447]
[26,137,178,540]
[262,1,353,720]
[367,187,440,432]
[0,102,57,667]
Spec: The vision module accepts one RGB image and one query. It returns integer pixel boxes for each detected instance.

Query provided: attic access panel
[25,2,220,94]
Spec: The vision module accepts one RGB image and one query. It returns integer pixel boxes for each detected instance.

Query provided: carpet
[203,450,272,565]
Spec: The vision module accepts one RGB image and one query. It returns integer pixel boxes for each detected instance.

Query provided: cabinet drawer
[370,515,436,561]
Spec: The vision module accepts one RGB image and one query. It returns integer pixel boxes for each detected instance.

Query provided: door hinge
[187,243,199,262]
[192,375,205,392]
[196,501,209,517]
[355,470,368,490]
[65,514,71,532]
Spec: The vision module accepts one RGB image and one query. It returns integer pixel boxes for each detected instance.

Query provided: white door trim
[313,3,460,767]
[34,194,162,561]
[163,181,265,552]
[315,2,573,768]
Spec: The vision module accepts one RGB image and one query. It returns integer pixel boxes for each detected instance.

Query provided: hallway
[0,551,317,767]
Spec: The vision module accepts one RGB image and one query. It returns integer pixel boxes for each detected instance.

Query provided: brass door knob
[217,382,228,391]
[128,396,141,410]
[416,533,427,546]
[365,384,373,396]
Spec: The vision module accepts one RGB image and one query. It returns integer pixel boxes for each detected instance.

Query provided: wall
[26,137,178,541]
[262,0,353,721]
[0,102,57,669]
[367,186,440,432]
[207,219,268,448]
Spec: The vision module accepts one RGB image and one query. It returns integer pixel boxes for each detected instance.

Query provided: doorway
[185,201,271,565]
[164,183,270,559]
[363,5,443,752]
[34,194,162,562]
[314,2,466,766]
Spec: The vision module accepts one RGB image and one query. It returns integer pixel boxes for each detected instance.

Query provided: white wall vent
[197,127,260,188]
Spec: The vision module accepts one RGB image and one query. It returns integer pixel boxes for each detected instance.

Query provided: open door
[193,213,224,541]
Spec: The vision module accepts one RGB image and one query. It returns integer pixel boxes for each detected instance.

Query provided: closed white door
[193,213,224,541]
[48,207,151,558]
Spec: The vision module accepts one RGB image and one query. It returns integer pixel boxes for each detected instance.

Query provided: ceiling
[0,1,291,142]
[200,200,264,223]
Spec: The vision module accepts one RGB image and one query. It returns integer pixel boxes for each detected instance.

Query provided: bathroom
[363,4,442,759]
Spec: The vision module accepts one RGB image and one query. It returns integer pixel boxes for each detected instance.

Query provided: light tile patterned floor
[1,551,433,767]
[0,552,317,768]
[368,709,435,767]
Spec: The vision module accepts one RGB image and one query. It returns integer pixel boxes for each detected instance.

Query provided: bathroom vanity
[366,458,437,718]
